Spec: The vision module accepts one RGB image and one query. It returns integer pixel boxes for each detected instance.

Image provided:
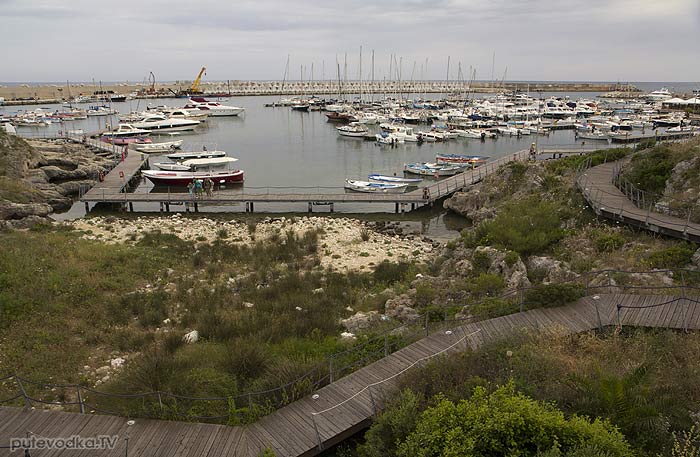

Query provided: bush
[469,297,520,319]
[594,232,626,253]
[471,198,565,256]
[397,383,633,457]
[646,245,695,269]
[471,249,491,272]
[624,143,695,196]
[524,284,585,310]
[358,389,424,457]
[359,227,372,242]
[374,261,411,284]
[469,273,506,297]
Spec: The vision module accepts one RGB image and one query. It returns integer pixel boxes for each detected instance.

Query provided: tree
[396,383,632,457]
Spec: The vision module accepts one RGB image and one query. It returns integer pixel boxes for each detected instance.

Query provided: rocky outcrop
[693,248,700,269]
[653,152,700,221]
[526,256,578,284]
[474,246,531,290]
[0,201,53,220]
[384,294,420,323]
[0,133,116,224]
[443,188,496,223]
[340,311,382,333]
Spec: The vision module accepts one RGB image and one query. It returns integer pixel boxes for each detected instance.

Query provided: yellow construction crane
[190,66,206,94]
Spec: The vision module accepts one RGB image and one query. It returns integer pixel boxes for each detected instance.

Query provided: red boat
[141,169,244,187]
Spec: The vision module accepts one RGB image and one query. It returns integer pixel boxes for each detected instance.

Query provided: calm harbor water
[0,91,619,236]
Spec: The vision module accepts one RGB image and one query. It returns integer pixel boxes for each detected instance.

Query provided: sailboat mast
[359,45,362,103]
[371,49,375,103]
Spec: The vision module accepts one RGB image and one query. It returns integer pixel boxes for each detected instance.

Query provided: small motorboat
[435,153,489,166]
[368,174,422,184]
[166,150,227,161]
[337,122,369,137]
[376,132,404,144]
[134,139,184,153]
[291,104,310,112]
[142,169,244,186]
[344,179,408,194]
[404,162,463,177]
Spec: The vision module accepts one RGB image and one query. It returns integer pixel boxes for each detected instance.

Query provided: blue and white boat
[404,162,463,177]
[368,174,422,184]
[345,179,408,194]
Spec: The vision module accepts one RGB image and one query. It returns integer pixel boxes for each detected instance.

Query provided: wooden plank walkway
[78,149,529,213]
[2,293,699,457]
[576,160,700,241]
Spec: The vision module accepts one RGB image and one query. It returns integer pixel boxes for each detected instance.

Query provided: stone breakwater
[69,215,437,272]
[0,81,638,104]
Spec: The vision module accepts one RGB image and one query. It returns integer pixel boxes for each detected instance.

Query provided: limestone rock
[0,201,53,220]
[384,294,420,323]
[693,248,700,268]
[474,246,531,290]
[340,311,381,333]
[527,256,578,284]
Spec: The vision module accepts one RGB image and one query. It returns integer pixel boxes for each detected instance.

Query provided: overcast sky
[1,0,698,82]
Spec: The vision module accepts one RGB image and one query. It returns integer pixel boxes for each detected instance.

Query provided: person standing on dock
[187,180,195,198]
[205,178,214,197]
[194,179,204,198]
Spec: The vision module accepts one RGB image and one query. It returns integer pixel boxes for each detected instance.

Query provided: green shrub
[504,251,520,267]
[374,261,411,284]
[469,297,520,319]
[471,249,491,272]
[397,383,633,457]
[415,283,438,307]
[624,143,695,196]
[358,389,424,457]
[594,232,626,253]
[524,284,585,309]
[646,245,695,268]
[471,198,565,255]
[469,273,506,297]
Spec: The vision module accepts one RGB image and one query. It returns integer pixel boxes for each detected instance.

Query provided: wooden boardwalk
[78,149,529,213]
[576,160,700,241]
[3,293,700,457]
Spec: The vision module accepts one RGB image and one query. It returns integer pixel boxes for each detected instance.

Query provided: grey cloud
[0,0,697,82]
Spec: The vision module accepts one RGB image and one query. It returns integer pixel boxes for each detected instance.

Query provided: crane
[147,72,156,94]
[190,66,206,94]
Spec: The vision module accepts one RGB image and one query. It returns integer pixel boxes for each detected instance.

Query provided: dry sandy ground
[67,215,436,271]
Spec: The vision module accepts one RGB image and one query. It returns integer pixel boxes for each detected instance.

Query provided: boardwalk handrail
[2,267,698,422]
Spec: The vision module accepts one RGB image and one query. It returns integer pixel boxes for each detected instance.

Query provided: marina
[3,86,699,216]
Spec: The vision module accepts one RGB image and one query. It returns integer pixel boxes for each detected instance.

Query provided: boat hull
[143,169,244,186]
[344,180,407,194]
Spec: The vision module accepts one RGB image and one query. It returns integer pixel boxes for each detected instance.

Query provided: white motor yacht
[133,114,200,133]
[101,124,151,138]
[185,97,244,116]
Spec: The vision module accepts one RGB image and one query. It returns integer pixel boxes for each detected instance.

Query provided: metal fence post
[76,386,85,414]
[368,385,378,416]
[14,376,31,409]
